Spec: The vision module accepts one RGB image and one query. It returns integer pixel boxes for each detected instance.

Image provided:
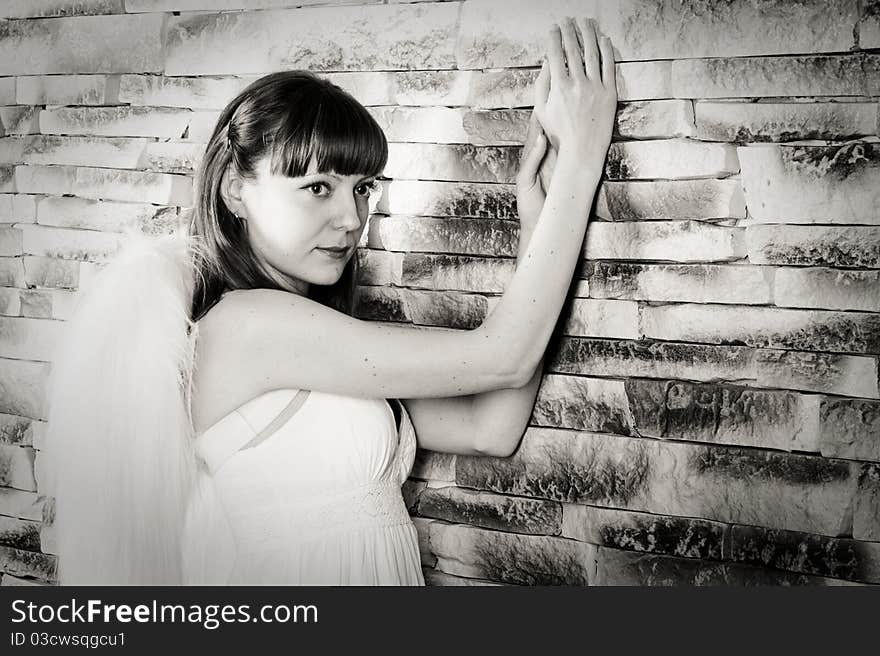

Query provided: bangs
[269,85,387,179]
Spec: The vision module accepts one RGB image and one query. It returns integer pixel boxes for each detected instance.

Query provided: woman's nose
[332,194,364,231]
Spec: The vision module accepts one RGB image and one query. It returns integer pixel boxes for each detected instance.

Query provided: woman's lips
[316,246,350,259]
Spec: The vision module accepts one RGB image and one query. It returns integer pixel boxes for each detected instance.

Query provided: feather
[44,227,202,585]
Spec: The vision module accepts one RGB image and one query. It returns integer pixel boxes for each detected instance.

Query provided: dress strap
[196,389,310,475]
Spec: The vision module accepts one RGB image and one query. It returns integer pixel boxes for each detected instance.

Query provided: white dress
[181,329,425,585]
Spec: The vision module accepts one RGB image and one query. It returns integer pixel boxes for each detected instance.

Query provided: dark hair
[187,70,387,322]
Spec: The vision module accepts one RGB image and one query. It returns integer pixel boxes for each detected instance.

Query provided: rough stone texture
[562,504,725,560]
[418,486,562,535]
[0,0,123,18]
[6,135,150,170]
[562,299,640,340]
[165,3,459,75]
[0,107,40,136]
[818,399,880,462]
[410,449,456,482]
[427,520,596,585]
[615,100,696,139]
[354,286,490,330]
[377,181,516,219]
[0,258,25,288]
[20,224,124,264]
[0,414,32,447]
[398,253,514,294]
[15,165,193,206]
[0,515,40,551]
[368,216,518,258]
[422,568,507,586]
[532,375,636,435]
[627,379,822,453]
[595,546,858,586]
[39,106,193,139]
[356,249,403,287]
[605,139,739,181]
[0,288,21,316]
[455,0,859,68]
[0,359,48,420]
[0,545,56,582]
[127,0,381,12]
[640,303,880,355]
[739,143,880,224]
[694,102,877,142]
[0,444,36,491]
[0,488,44,522]
[747,225,880,269]
[22,256,80,290]
[730,525,880,583]
[385,143,519,184]
[596,180,746,221]
[755,349,878,400]
[584,261,772,305]
[36,196,178,235]
[0,315,66,362]
[456,427,858,535]
[854,464,880,541]
[0,227,22,257]
[139,142,205,174]
[118,74,251,110]
[16,74,120,105]
[583,221,747,263]
[774,267,880,312]
[0,78,14,105]
[0,13,164,75]
[673,54,873,98]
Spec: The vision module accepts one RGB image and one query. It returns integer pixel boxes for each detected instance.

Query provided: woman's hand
[515,112,550,240]
[533,16,617,167]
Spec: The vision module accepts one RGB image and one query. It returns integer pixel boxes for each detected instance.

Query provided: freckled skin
[237,156,377,295]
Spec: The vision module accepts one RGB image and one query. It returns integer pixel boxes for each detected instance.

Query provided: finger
[579,17,600,81]
[539,140,557,190]
[520,128,547,184]
[523,112,540,156]
[560,17,585,82]
[546,23,567,81]
[599,35,616,89]
[534,61,550,108]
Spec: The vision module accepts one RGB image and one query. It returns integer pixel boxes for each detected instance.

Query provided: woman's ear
[219,166,247,220]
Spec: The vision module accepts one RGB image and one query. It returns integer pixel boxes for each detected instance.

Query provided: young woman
[46,17,617,585]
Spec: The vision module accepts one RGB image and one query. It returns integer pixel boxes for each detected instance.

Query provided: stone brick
[642,303,880,355]
[9,135,150,169]
[20,224,124,263]
[595,546,857,585]
[20,289,79,321]
[0,139,24,166]
[0,0,123,18]
[616,100,696,139]
[455,0,858,68]
[16,74,120,105]
[178,110,221,143]
[368,216,518,257]
[164,3,459,75]
[747,225,880,269]
[0,516,40,551]
[584,261,772,305]
[36,196,178,235]
[0,227,22,257]
[694,102,877,142]
[0,13,164,75]
[626,379,820,453]
[0,258,25,288]
[562,299,640,339]
[320,72,397,106]
[40,106,192,139]
[605,139,739,181]
[0,546,56,582]
[22,256,80,290]
[0,488,44,522]
[427,521,596,585]
[456,427,858,535]
[385,143,519,184]
[596,180,746,221]
[0,78,14,105]
[0,166,13,193]
[0,358,49,420]
[0,107,39,136]
[562,504,726,560]
[411,516,437,567]
[410,449,456,482]
[0,444,36,491]
[354,286,490,330]
[755,349,879,400]
[0,413,32,447]
[377,181,516,219]
[422,568,507,586]
[774,267,880,312]
[0,316,66,361]
[139,142,205,174]
[738,143,880,225]
[418,486,562,535]
[15,165,193,206]
[118,74,252,110]
[401,479,425,513]
[0,288,21,316]
[127,0,375,10]
[675,53,871,98]
[0,195,37,224]
[583,221,747,263]
[818,399,880,462]
[532,375,635,435]
[854,464,880,541]
[355,249,403,287]
[861,4,880,48]
[400,253,515,293]
[730,525,880,583]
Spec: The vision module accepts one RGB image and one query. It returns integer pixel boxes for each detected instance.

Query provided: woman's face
[236,155,379,295]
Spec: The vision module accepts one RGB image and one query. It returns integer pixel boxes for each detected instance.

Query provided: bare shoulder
[190,289,301,434]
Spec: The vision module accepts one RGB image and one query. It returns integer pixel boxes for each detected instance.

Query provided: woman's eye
[355,180,379,197]
[307,182,331,196]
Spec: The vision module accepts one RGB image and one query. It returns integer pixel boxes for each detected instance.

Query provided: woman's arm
[200,18,615,419]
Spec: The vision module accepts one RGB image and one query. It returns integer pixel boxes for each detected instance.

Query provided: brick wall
[0,0,878,586]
